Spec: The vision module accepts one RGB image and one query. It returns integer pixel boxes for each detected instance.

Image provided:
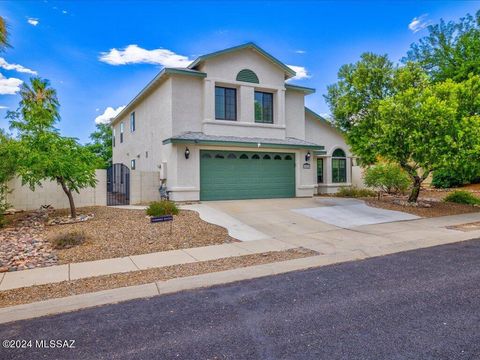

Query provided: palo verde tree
[8,77,101,218]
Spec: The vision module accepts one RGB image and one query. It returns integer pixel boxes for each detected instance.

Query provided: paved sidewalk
[0,239,296,291]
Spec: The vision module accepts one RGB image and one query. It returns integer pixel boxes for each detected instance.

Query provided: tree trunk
[58,178,76,218]
[408,176,422,203]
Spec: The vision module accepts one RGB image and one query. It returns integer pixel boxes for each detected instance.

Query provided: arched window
[274,155,282,160]
[201,153,212,159]
[252,154,260,160]
[236,69,259,84]
[332,148,346,158]
[263,154,271,160]
[284,155,293,160]
[215,154,225,159]
[240,154,249,159]
[227,153,237,159]
[332,148,347,183]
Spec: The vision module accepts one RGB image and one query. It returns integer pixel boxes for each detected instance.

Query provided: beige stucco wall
[112,78,172,172]
[285,90,305,139]
[129,170,162,204]
[7,170,107,211]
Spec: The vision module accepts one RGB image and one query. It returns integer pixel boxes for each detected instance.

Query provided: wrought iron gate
[107,163,130,206]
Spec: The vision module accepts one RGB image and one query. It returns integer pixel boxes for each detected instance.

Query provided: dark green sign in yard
[200,150,296,201]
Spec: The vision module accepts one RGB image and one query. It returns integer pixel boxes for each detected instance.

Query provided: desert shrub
[443,190,480,205]
[432,168,478,189]
[146,200,179,217]
[364,163,410,194]
[336,186,376,198]
[51,231,86,249]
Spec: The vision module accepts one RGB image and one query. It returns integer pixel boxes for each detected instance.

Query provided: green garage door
[200,150,295,201]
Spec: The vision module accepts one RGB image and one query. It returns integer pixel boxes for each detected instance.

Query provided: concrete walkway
[0,239,296,291]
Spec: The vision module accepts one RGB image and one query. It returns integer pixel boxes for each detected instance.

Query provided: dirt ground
[0,248,317,308]
[45,207,237,264]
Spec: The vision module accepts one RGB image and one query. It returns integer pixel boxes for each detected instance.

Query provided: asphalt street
[1,238,480,360]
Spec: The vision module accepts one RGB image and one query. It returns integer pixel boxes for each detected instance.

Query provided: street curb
[0,252,365,324]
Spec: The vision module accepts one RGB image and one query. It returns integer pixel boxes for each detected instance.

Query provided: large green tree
[404,10,480,82]
[86,122,112,169]
[325,53,480,202]
[0,130,18,226]
[8,77,100,218]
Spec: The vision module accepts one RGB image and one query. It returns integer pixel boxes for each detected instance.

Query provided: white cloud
[0,73,23,95]
[99,45,193,67]
[62,10,68,14]
[27,18,39,26]
[95,106,126,124]
[408,14,431,33]
[295,50,306,54]
[287,65,311,80]
[0,105,8,109]
[0,58,37,74]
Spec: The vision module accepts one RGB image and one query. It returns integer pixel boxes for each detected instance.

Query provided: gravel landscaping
[0,248,317,308]
[365,197,480,218]
[0,206,236,271]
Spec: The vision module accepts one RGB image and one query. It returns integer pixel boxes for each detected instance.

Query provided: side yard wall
[130,170,161,204]
[7,170,107,211]
[6,170,162,210]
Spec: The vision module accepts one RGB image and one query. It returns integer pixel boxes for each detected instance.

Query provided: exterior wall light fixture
[185,147,190,159]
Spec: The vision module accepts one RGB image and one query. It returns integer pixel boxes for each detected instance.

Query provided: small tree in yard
[0,130,18,226]
[8,77,101,218]
[85,122,113,169]
[364,163,410,195]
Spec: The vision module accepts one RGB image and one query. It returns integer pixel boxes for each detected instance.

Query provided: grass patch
[443,190,480,205]
[50,231,86,249]
[336,186,377,198]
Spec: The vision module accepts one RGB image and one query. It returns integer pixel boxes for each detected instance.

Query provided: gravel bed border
[0,248,317,308]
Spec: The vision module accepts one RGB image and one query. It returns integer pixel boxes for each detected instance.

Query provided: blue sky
[0,1,478,143]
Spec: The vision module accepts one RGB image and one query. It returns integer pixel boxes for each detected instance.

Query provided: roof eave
[285,84,316,95]
[188,42,296,79]
[163,138,324,150]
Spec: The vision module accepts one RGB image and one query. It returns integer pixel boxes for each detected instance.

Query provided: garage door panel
[200,150,295,201]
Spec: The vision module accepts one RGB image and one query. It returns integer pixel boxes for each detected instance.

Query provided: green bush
[432,164,480,189]
[364,163,410,194]
[336,186,377,198]
[443,190,480,205]
[146,200,179,217]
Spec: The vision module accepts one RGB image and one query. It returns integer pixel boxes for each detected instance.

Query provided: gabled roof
[188,42,296,79]
[111,67,206,125]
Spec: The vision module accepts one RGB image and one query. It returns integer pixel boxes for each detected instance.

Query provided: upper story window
[120,122,124,143]
[131,159,136,170]
[113,128,116,147]
[254,91,273,124]
[215,86,237,121]
[130,112,136,132]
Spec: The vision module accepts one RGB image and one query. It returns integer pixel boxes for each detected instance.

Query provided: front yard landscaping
[0,206,237,272]
[0,248,317,308]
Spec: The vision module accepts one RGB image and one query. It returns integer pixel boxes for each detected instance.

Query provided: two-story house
[111,43,354,202]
